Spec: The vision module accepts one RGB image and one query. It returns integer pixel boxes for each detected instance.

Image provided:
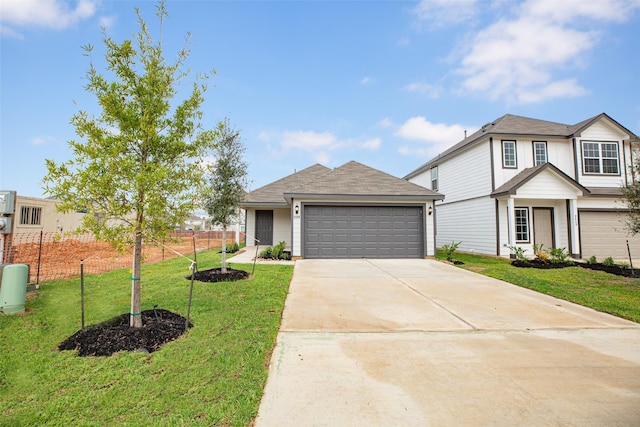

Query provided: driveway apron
[255,259,640,426]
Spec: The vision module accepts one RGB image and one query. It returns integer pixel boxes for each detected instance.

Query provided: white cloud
[404,82,442,98]
[99,15,116,30]
[377,118,394,129]
[0,0,96,34]
[412,0,478,29]
[30,136,55,145]
[398,37,410,46]
[272,130,381,165]
[360,76,373,85]
[395,117,475,157]
[456,0,640,104]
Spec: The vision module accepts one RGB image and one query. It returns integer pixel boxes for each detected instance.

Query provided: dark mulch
[189,267,249,283]
[511,260,574,269]
[59,309,192,357]
[578,262,640,278]
[512,259,640,277]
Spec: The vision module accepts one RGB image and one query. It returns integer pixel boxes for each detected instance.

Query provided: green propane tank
[0,264,28,314]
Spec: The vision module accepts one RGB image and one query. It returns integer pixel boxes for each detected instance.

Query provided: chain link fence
[1,230,244,285]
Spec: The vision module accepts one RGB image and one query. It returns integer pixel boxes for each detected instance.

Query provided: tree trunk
[221,226,227,274]
[130,231,143,328]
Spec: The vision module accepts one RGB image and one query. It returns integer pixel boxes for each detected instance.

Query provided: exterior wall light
[295,204,300,215]
[428,206,433,216]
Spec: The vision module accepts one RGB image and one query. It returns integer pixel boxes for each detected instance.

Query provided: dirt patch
[59,309,191,357]
[189,267,249,283]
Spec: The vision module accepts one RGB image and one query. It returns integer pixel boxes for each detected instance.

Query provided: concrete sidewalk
[227,246,295,265]
[255,259,640,426]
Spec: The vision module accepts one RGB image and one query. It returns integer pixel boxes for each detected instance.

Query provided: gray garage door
[580,211,640,260]
[304,205,423,258]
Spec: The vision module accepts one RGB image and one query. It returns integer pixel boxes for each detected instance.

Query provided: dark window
[19,206,42,225]
[502,140,517,168]
[514,207,529,242]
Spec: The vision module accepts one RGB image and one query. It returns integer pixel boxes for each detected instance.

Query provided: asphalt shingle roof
[241,161,442,206]
[490,163,589,198]
[240,164,331,205]
[285,161,442,199]
[404,113,638,179]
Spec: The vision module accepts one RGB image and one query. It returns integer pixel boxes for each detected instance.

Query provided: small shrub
[271,241,286,259]
[532,243,549,262]
[259,241,288,260]
[442,241,461,262]
[587,255,598,265]
[548,247,571,264]
[228,241,240,253]
[505,244,528,262]
[259,247,272,259]
[603,256,616,267]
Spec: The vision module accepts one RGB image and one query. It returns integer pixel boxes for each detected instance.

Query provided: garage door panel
[304,205,423,258]
[580,211,640,260]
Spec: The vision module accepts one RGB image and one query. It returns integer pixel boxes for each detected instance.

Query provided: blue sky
[2,0,640,199]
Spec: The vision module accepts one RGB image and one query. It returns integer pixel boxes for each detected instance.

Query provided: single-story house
[240,161,443,259]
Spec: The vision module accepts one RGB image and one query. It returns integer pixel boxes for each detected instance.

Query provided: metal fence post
[36,230,43,286]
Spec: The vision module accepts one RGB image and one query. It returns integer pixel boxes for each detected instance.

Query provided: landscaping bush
[441,241,462,263]
[258,241,289,260]
[505,244,528,262]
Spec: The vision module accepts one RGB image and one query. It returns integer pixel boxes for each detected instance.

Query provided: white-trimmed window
[19,206,42,225]
[533,141,547,166]
[582,141,619,175]
[502,140,517,168]
[514,207,529,242]
[431,166,438,191]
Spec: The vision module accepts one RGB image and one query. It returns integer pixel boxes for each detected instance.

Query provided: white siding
[438,142,493,203]
[435,197,496,255]
[243,207,290,248]
[497,199,570,257]
[545,140,575,177]
[245,208,256,245]
[514,171,583,199]
[492,138,576,188]
[273,208,291,246]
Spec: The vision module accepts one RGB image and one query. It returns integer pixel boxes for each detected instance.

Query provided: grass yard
[441,251,640,323]
[0,249,293,426]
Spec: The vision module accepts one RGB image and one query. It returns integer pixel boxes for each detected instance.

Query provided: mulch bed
[511,260,573,269]
[59,309,191,357]
[511,259,639,277]
[189,267,249,283]
[577,262,640,278]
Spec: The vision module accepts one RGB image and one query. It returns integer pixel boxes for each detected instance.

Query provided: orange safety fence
[1,230,244,285]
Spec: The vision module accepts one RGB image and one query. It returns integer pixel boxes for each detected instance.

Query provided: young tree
[622,182,640,234]
[43,2,217,327]
[203,122,249,273]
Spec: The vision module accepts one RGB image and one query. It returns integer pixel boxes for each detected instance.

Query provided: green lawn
[441,251,640,323]
[0,249,293,427]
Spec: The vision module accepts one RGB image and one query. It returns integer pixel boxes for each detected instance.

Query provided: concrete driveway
[255,259,640,426]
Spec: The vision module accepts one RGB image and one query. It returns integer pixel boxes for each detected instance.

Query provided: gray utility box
[0,191,16,214]
[0,264,28,315]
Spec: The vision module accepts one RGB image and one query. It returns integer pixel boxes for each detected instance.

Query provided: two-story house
[404,113,639,261]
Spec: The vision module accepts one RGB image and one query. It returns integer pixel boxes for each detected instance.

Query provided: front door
[255,210,273,246]
[533,208,554,249]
